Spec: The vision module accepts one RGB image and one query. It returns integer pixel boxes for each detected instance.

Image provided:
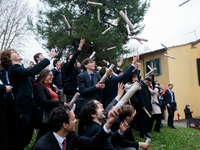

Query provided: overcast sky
[26,0,200,59]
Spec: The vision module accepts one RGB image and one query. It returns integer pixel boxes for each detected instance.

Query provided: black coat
[0,69,19,149]
[33,84,64,116]
[137,80,152,113]
[184,108,192,119]
[8,58,50,114]
[63,50,81,95]
[32,129,111,150]
[111,117,139,149]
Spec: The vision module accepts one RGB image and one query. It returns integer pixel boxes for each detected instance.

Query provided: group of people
[0,39,178,150]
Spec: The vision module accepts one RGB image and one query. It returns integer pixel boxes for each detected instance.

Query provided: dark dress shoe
[149,131,154,134]
[140,135,148,139]
[145,133,153,138]
[171,126,177,129]
[154,130,161,133]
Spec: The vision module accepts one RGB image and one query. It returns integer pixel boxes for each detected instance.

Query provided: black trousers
[16,112,34,150]
[148,114,161,132]
[167,103,175,127]
[138,109,149,137]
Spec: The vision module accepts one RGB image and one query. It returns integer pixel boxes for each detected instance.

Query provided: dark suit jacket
[0,69,18,150]
[165,89,176,107]
[111,117,139,149]
[137,80,152,113]
[104,65,135,108]
[8,58,50,113]
[33,84,64,116]
[63,50,81,95]
[84,122,116,150]
[32,128,111,150]
[76,70,101,110]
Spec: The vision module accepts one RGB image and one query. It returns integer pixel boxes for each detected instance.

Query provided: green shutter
[197,59,200,85]
[155,58,160,75]
[146,61,150,73]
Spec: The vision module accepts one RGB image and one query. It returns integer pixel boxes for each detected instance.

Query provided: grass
[24,123,200,150]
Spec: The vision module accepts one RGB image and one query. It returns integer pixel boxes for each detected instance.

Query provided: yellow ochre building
[128,39,200,120]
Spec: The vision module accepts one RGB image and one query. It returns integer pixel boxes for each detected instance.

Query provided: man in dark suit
[0,48,57,150]
[32,105,122,150]
[76,58,105,117]
[111,105,150,150]
[137,78,153,139]
[165,84,177,129]
[63,39,85,102]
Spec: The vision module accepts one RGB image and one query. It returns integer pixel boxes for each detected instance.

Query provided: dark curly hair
[79,100,97,126]
[80,58,93,71]
[49,106,71,132]
[0,48,15,71]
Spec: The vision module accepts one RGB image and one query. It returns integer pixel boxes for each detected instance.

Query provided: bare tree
[0,0,32,51]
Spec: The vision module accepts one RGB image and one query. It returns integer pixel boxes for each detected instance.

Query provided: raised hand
[117,59,123,67]
[78,39,85,50]
[48,50,57,59]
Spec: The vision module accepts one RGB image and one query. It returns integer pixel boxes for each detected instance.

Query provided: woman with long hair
[33,69,67,140]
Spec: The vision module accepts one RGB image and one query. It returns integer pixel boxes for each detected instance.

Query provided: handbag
[33,106,49,129]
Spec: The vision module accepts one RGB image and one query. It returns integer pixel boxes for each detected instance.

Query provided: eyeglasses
[48,73,54,77]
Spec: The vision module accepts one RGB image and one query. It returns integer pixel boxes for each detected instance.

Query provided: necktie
[62,139,67,150]
[90,74,94,86]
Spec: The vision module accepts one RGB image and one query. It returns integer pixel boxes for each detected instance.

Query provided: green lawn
[25,124,200,150]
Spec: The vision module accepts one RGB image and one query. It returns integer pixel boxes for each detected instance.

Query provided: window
[146,58,161,75]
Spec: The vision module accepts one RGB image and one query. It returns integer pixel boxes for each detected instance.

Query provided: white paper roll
[125,10,127,16]
[69,93,80,107]
[63,15,71,29]
[97,9,100,22]
[135,39,143,45]
[145,68,157,78]
[164,54,175,59]
[126,24,131,35]
[87,1,102,6]
[112,82,141,112]
[102,26,113,35]
[107,46,116,50]
[161,44,170,50]
[147,65,152,70]
[144,109,151,118]
[142,138,151,150]
[100,64,115,82]
[89,51,96,59]
[131,36,148,42]
[119,10,134,30]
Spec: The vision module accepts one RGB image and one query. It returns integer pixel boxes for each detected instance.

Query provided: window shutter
[197,59,200,85]
[155,58,160,75]
[146,61,150,73]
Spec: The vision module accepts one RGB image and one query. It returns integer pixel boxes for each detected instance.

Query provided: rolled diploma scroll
[100,64,115,82]
[131,36,148,42]
[107,46,116,50]
[164,54,175,59]
[87,1,103,6]
[161,44,170,50]
[126,24,131,35]
[135,39,142,45]
[89,51,96,59]
[112,82,141,112]
[69,92,80,107]
[63,15,71,29]
[144,109,151,118]
[97,9,100,22]
[145,68,157,78]
[147,65,152,70]
[142,138,151,150]
[102,26,113,35]
[119,10,134,30]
